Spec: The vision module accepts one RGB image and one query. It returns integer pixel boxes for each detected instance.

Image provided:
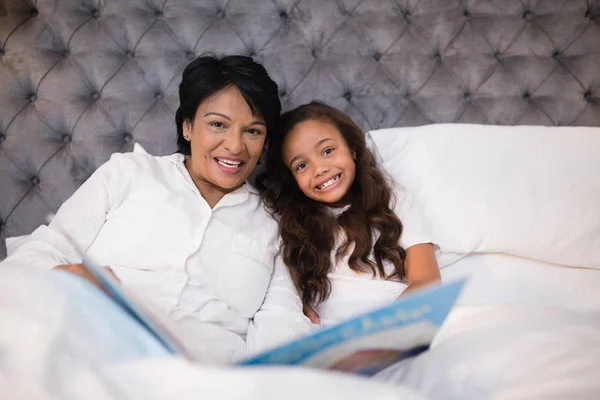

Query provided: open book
[81,255,465,376]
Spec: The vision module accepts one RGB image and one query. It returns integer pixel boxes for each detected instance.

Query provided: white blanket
[2,263,599,399]
[0,265,422,400]
[376,305,600,399]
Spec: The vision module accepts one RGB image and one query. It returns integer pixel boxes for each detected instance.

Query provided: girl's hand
[400,280,437,297]
[303,302,321,324]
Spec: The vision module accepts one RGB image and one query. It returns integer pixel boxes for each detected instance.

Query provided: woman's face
[184,85,266,201]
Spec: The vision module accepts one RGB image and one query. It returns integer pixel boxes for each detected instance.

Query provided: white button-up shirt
[1,153,312,363]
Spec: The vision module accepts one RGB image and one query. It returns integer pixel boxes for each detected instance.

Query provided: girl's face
[282,119,356,205]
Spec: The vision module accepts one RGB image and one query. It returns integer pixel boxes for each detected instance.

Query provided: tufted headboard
[1,0,599,258]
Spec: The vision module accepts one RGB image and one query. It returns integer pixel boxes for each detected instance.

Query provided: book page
[240,279,466,375]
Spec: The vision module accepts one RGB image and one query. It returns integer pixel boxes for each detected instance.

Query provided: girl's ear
[352,151,357,160]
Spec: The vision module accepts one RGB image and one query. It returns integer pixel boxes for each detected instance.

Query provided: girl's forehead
[286,120,342,142]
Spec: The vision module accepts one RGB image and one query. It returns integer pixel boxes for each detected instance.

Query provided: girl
[257,102,441,326]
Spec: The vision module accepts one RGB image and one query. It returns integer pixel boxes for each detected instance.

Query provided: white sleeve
[245,252,315,356]
[392,184,435,249]
[0,154,123,270]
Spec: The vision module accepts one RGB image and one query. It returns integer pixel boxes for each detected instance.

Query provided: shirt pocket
[214,234,274,316]
[231,234,273,272]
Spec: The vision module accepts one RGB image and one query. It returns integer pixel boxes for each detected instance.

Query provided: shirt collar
[328,204,351,217]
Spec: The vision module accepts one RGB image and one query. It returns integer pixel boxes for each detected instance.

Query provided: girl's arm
[402,243,441,295]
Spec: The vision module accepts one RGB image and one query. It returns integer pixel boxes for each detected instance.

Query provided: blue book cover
[80,250,465,374]
[240,279,465,375]
[79,255,193,359]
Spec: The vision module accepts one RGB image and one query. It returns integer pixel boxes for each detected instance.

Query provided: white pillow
[133,142,150,155]
[366,124,600,269]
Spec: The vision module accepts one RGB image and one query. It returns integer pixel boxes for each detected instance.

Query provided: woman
[1,54,312,363]
[257,102,441,327]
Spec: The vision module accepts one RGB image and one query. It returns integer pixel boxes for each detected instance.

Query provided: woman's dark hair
[256,102,406,305]
[175,54,281,155]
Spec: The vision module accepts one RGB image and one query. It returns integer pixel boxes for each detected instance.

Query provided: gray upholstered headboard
[1,0,599,258]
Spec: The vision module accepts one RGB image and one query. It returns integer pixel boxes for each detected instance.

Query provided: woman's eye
[247,128,263,136]
[210,121,226,128]
[323,148,335,156]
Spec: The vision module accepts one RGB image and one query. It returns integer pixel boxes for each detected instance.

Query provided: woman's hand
[53,263,120,291]
[303,302,321,324]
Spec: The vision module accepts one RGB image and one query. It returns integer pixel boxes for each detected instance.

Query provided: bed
[1,0,600,399]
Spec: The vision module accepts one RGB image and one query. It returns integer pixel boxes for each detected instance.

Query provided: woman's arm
[402,243,441,295]
[1,154,123,272]
[245,253,315,355]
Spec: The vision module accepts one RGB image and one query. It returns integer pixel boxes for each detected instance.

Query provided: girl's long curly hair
[256,102,407,306]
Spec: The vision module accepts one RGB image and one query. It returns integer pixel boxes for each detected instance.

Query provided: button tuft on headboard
[584,91,592,101]
[31,176,40,186]
[343,91,352,101]
[62,134,72,144]
[91,92,101,101]
[0,134,5,143]
[29,94,37,103]
[91,9,100,19]
[523,92,531,100]
[186,51,195,60]
[279,10,288,20]
[0,48,4,57]
[402,10,411,23]
[523,10,533,21]
[373,52,381,62]
[30,8,38,17]
[123,133,133,143]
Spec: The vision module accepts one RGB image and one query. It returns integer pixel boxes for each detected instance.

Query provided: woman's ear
[183,120,193,140]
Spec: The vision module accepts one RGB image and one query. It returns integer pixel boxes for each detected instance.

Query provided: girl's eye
[323,148,335,156]
[296,162,307,171]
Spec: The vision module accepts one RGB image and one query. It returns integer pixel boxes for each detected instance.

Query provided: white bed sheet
[375,304,600,399]
[440,252,600,311]
[372,253,600,399]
